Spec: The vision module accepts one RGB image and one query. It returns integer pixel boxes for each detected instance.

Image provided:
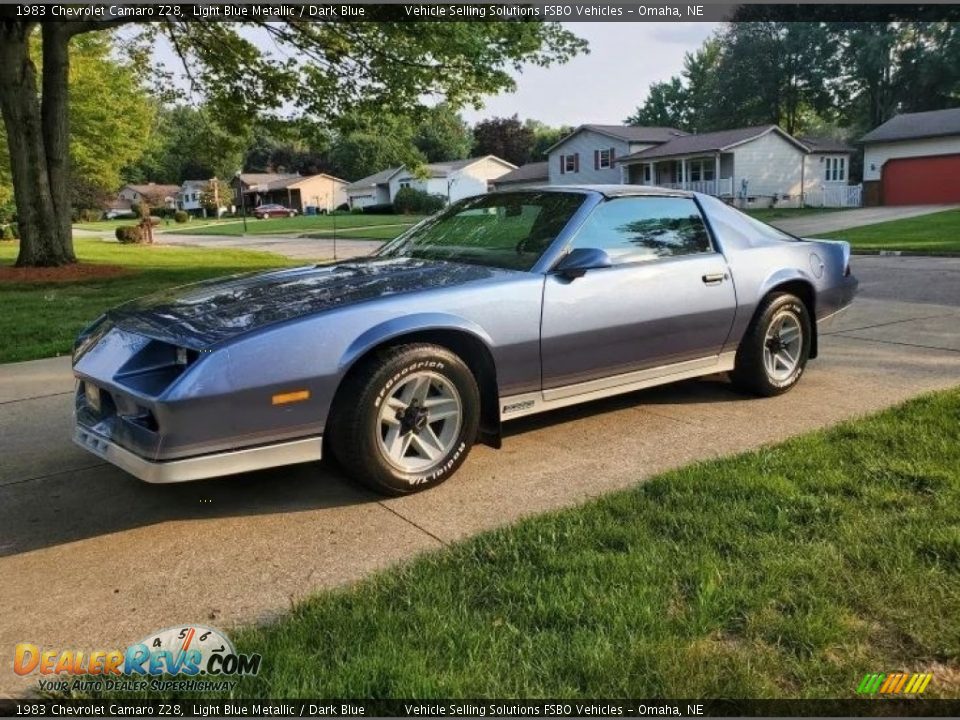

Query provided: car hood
[107,257,509,348]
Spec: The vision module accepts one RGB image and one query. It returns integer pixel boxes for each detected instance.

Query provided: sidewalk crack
[377,501,448,546]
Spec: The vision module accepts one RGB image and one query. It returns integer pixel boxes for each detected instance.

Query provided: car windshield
[377,191,586,271]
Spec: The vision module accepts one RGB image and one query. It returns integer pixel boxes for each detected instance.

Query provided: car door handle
[702,273,726,285]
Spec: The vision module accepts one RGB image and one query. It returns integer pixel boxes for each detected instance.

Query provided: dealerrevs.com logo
[14,625,261,693]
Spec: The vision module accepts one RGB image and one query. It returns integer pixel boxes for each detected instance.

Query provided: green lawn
[745,207,842,222]
[97,388,960,699]
[0,238,293,363]
[822,209,960,253]
[72,218,237,233]
[164,214,426,237]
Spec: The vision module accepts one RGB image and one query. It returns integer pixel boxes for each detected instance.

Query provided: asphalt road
[1,257,959,698]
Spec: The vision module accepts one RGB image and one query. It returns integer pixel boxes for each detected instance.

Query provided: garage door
[882,154,960,205]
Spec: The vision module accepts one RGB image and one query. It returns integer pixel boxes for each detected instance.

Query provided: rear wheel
[329,344,480,495]
[731,292,811,396]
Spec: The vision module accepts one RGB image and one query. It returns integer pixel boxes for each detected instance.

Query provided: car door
[540,195,737,393]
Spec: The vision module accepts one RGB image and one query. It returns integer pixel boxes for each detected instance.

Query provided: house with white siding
[860,108,960,205]
[346,156,516,209]
[547,124,687,186]
[616,125,856,208]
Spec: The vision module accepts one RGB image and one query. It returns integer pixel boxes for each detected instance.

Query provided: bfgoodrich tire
[329,344,480,495]
[731,292,812,397]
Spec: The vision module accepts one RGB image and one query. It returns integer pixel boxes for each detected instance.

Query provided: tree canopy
[0,16,585,265]
[626,21,960,137]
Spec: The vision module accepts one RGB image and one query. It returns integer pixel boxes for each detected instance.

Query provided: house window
[400,180,411,189]
[598,149,612,169]
[690,163,701,182]
[642,165,652,183]
[825,157,846,182]
[564,154,577,173]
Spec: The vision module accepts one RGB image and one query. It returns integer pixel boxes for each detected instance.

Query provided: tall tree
[129,104,250,183]
[67,33,155,200]
[329,112,426,180]
[472,115,536,166]
[526,119,573,161]
[625,77,690,129]
[0,16,585,266]
[413,103,474,163]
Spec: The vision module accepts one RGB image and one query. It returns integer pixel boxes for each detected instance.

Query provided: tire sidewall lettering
[373,360,445,408]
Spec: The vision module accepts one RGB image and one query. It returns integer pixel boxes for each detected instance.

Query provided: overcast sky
[460,22,721,126]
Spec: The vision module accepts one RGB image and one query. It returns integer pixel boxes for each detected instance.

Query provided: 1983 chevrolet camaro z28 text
[73,186,857,494]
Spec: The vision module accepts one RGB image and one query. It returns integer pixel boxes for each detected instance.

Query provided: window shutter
[609,147,616,164]
[574,153,580,173]
[560,155,565,175]
[594,150,599,170]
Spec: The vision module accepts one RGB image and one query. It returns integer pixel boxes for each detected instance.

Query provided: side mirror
[554,247,613,279]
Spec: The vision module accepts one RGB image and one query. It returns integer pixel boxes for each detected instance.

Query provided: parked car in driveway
[72,186,857,494]
[104,208,135,220]
[252,203,297,219]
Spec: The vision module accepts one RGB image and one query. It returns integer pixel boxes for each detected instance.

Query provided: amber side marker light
[272,390,311,405]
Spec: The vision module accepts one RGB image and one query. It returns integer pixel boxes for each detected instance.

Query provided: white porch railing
[806,183,863,208]
[658,178,734,197]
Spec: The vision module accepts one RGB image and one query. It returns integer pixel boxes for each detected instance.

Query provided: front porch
[624,153,734,197]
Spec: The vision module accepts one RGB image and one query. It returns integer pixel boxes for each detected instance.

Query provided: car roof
[491,184,694,199]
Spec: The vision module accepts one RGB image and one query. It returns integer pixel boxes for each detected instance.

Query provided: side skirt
[499,352,737,421]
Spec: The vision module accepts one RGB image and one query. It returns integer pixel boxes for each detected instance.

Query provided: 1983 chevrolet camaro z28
[73,186,857,494]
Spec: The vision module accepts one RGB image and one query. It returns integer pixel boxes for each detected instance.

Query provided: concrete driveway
[1,257,959,697]
[772,204,958,237]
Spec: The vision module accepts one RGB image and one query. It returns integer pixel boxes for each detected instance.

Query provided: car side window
[570,197,713,264]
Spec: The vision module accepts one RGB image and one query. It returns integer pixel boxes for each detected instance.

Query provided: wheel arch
[334,315,502,448]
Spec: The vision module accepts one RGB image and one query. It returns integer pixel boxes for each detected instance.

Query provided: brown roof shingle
[860,108,960,144]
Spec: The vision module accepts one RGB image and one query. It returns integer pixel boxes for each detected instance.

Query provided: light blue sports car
[73,186,857,494]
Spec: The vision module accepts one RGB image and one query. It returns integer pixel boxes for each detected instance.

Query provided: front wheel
[731,292,811,396]
[329,344,480,495]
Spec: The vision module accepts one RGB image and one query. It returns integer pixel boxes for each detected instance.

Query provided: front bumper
[73,426,323,483]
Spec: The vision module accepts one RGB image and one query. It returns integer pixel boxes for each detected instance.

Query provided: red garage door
[882,154,960,205]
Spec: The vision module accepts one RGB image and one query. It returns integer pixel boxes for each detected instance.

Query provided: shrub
[0,224,15,241]
[361,203,396,215]
[350,206,364,214]
[77,208,102,223]
[173,210,189,224]
[336,203,350,213]
[392,187,447,215]
[115,225,143,244]
[131,200,151,219]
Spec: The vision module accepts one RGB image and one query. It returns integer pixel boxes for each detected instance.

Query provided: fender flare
[338,312,496,372]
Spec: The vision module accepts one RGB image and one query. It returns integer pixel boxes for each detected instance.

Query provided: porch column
[681,158,688,189]
[715,154,721,195]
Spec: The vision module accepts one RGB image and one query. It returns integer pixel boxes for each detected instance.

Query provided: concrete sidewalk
[772,204,958,236]
[1,257,959,698]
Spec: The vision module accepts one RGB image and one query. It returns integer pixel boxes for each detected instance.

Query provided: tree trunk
[42,23,75,262]
[0,21,74,266]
